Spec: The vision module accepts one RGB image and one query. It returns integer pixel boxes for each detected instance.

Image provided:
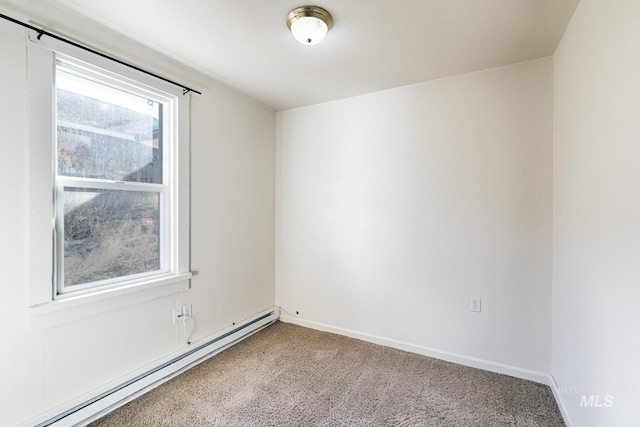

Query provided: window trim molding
[27,30,191,325]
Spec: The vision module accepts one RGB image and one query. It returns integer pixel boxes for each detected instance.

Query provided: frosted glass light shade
[290,16,328,45]
[287,6,333,46]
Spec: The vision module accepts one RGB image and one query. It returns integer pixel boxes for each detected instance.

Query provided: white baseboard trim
[280,315,574,426]
[280,314,550,384]
[548,375,574,427]
[25,307,279,427]
[25,309,572,427]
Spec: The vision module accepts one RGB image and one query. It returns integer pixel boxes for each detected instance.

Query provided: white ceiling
[6,0,580,110]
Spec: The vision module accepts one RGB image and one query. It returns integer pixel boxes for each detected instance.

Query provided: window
[28,34,190,317]
[54,61,173,295]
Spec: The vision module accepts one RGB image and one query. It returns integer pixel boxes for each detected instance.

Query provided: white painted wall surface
[553,1,640,425]
[276,58,553,375]
[0,9,275,425]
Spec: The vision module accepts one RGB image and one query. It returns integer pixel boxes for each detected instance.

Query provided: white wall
[276,58,554,377]
[0,8,275,425]
[553,0,640,425]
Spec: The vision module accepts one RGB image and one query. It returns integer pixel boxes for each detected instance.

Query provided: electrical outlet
[182,304,192,320]
[470,297,481,313]
[173,307,183,324]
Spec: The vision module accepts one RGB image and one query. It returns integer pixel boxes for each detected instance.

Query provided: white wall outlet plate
[470,297,481,312]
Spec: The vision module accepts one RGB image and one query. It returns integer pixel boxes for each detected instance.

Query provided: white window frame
[27,31,191,328]
[54,58,174,296]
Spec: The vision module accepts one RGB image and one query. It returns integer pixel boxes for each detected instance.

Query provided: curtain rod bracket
[36,30,44,40]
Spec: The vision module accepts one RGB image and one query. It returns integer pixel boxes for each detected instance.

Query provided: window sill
[28,272,192,331]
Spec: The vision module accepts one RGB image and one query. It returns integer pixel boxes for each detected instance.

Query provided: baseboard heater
[35,308,279,427]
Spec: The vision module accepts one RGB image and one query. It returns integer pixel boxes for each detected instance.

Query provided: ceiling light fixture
[286,5,333,45]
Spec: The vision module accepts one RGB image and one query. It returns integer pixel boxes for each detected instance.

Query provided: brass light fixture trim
[286,5,333,45]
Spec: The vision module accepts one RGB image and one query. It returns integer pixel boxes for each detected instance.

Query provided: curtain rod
[0,12,202,95]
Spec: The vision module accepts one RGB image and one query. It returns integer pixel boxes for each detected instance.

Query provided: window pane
[56,69,162,183]
[63,188,161,287]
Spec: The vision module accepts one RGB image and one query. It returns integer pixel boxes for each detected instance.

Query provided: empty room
[0,0,638,426]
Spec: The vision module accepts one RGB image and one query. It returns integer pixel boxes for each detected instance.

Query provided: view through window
[55,66,169,293]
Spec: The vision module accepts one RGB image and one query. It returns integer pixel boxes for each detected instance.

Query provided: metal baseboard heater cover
[35,308,279,427]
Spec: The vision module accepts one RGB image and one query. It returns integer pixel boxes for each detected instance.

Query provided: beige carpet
[91,322,564,426]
